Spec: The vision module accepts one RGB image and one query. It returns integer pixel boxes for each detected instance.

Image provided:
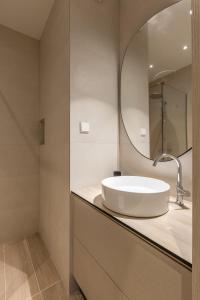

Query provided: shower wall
[0,25,40,242]
[149,82,188,158]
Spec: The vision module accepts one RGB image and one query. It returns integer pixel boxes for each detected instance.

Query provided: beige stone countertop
[71,185,192,268]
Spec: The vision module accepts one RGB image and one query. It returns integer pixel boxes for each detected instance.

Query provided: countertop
[72,185,192,268]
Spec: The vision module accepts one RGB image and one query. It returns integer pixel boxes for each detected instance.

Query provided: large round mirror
[121,0,192,160]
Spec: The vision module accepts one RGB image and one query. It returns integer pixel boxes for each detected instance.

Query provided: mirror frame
[120,0,192,161]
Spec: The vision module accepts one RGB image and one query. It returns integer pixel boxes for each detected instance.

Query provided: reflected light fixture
[183,45,188,50]
[190,9,193,15]
[149,64,154,69]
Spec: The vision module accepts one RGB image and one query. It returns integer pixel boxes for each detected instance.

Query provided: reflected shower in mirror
[121,0,192,160]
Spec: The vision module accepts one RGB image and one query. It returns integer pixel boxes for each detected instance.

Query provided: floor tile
[5,240,39,300]
[68,294,84,300]
[42,282,67,300]
[69,295,84,300]
[0,245,5,300]
[27,234,59,291]
[32,293,43,300]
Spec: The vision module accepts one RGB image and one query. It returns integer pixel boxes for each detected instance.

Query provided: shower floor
[0,233,83,300]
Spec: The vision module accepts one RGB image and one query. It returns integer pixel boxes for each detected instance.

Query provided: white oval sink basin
[102,176,170,217]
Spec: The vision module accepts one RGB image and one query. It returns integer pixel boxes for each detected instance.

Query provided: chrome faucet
[153,153,190,206]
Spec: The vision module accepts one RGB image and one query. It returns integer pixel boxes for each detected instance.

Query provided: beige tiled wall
[119,0,192,199]
[0,25,40,242]
[39,0,70,294]
[70,0,120,189]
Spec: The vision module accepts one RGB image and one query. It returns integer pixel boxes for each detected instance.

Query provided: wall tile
[71,142,118,189]
[0,25,39,242]
[70,0,119,189]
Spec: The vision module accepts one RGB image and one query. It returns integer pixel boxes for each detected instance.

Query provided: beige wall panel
[72,195,192,300]
[39,0,70,293]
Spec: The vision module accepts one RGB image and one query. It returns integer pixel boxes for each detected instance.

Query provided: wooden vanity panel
[73,237,128,300]
[72,194,192,300]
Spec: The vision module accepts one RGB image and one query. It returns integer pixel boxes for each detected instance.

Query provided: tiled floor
[0,233,83,300]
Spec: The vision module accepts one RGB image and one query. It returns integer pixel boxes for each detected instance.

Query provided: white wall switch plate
[80,122,90,134]
[140,128,147,137]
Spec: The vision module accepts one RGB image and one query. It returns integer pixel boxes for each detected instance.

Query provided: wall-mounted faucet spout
[153,153,190,206]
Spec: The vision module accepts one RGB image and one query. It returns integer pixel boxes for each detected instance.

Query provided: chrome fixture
[153,153,190,206]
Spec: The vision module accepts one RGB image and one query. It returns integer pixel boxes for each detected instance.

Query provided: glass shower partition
[149,82,187,159]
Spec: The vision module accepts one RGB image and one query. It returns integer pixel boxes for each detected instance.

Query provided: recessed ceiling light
[190,9,193,15]
[183,45,188,50]
[149,64,154,69]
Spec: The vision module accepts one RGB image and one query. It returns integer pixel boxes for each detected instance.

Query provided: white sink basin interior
[102,176,170,217]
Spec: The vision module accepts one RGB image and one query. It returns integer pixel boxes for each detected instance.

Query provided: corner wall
[39,0,70,292]
[120,0,192,199]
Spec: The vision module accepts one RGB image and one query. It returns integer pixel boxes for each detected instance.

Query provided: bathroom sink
[102,176,170,217]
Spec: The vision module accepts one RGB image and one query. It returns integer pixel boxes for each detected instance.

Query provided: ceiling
[147,0,192,81]
[0,0,55,39]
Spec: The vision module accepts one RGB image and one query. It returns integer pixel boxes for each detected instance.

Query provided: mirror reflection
[121,0,192,160]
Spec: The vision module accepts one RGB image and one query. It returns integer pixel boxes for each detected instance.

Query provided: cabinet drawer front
[72,195,192,300]
[73,237,128,300]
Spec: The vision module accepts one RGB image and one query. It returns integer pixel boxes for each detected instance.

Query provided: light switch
[140,128,147,137]
[80,122,90,134]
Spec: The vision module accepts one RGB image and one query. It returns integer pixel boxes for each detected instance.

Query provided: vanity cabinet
[72,194,192,300]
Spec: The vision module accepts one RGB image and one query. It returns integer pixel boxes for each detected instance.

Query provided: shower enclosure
[149,82,188,159]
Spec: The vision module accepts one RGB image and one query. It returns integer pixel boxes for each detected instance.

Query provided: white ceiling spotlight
[182,45,188,50]
[149,64,154,69]
[189,9,193,15]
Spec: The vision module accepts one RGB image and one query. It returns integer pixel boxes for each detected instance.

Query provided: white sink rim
[102,176,170,195]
